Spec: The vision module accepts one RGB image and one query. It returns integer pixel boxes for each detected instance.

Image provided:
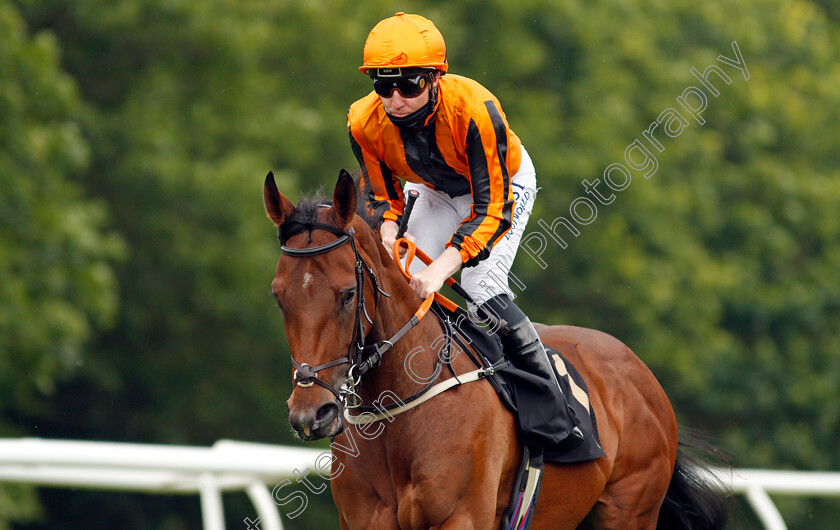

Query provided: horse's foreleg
[332,467,400,529]
[396,476,498,529]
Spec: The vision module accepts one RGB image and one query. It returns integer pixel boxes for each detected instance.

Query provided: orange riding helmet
[360,12,448,75]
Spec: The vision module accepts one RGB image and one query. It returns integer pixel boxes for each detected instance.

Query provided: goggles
[372,72,432,98]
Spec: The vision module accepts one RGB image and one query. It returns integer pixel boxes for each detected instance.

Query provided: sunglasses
[372,73,431,98]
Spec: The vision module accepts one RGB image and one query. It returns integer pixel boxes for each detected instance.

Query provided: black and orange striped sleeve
[447,100,514,266]
[348,125,404,224]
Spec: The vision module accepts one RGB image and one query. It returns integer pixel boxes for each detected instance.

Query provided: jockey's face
[379,74,438,118]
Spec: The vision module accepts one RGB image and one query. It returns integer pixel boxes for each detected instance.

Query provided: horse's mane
[277,192,331,244]
[278,170,380,244]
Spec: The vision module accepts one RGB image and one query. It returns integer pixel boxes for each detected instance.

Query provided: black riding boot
[502,317,562,388]
[479,294,584,445]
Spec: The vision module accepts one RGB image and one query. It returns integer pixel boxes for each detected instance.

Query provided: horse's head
[263,169,380,440]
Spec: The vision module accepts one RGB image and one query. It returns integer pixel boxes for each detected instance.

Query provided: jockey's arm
[380,219,415,258]
[381,218,460,299]
[409,246,462,299]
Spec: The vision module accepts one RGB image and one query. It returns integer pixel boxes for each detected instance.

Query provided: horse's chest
[333,419,505,528]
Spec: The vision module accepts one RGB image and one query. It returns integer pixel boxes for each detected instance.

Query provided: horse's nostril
[316,402,339,424]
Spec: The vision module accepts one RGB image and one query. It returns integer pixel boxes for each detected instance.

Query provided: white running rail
[708,467,840,530]
[0,438,326,530]
[1,438,839,529]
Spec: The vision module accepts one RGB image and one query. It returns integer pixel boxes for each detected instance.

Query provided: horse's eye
[342,288,356,306]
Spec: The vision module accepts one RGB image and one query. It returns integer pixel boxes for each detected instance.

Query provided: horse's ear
[263,171,295,226]
[330,169,357,229]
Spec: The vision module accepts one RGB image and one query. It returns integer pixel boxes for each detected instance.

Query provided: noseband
[280,221,392,407]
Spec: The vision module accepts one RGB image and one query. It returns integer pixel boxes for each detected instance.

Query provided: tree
[0,2,122,527]
[443,0,840,523]
[6,0,840,527]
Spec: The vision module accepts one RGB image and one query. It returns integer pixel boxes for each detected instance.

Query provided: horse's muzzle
[289,400,345,441]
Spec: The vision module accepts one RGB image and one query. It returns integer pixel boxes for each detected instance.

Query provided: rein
[280,218,499,423]
[344,240,506,424]
[279,219,454,408]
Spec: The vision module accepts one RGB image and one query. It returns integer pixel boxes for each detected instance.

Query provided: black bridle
[280,221,391,405]
[278,217,460,416]
[280,223,391,405]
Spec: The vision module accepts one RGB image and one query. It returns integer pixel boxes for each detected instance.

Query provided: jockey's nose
[388,91,410,112]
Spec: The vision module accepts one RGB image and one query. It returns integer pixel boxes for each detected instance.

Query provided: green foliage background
[1,0,838,527]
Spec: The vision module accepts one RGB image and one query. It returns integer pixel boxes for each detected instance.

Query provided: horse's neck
[358,237,450,403]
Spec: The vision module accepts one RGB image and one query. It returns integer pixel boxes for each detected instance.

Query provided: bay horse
[264,170,727,529]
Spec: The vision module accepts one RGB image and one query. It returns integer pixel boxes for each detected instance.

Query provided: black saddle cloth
[433,302,606,464]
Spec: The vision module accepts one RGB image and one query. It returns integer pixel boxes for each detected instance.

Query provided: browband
[281,233,352,256]
[280,220,355,257]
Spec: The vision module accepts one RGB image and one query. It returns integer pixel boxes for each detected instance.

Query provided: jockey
[348,13,583,444]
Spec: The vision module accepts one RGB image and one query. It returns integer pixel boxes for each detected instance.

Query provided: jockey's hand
[380,220,414,258]
[409,247,463,299]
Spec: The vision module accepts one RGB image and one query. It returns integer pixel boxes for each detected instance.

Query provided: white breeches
[404,146,537,311]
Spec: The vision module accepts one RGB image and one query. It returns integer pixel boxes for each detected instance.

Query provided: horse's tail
[657,432,730,530]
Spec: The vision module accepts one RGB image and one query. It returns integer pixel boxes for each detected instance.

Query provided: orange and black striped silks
[348,74,521,266]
